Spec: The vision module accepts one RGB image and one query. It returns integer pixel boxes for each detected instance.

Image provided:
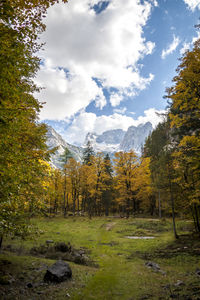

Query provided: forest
[0,1,200,299]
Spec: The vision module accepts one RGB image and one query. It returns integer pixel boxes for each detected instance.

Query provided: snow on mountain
[120,122,153,153]
[96,129,125,144]
[84,122,152,154]
[46,125,83,168]
[45,122,152,168]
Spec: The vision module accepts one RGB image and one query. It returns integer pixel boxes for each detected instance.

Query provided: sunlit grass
[1,216,199,300]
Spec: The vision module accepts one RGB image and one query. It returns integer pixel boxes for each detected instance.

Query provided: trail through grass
[0,217,199,299]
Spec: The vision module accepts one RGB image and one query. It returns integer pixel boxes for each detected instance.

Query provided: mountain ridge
[84,122,152,154]
[46,125,84,168]
[46,122,153,168]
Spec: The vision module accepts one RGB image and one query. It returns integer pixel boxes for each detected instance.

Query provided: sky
[35,0,200,146]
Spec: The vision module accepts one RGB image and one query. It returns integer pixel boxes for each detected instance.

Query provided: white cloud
[180,32,200,55]
[161,35,180,59]
[35,62,106,120]
[64,108,165,145]
[183,0,200,11]
[36,0,157,119]
[110,93,123,107]
[192,31,200,43]
[113,107,127,114]
[180,42,190,55]
[135,108,166,128]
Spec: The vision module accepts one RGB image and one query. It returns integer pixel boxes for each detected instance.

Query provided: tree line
[45,144,153,219]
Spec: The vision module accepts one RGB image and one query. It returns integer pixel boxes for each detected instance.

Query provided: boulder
[44,260,72,283]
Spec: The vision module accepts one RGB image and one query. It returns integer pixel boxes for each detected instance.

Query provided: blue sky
[35,0,200,145]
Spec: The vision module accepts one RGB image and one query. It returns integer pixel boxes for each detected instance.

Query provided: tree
[60,148,73,217]
[143,120,181,237]
[166,37,200,232]
[133,157,154,215]
[65,158,81,216]
[102,154,114,216]
[0,0,67,244]
[114,151,138,217]
[83,141,95,166]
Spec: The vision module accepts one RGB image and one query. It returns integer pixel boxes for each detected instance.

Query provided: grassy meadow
[0,216,200,299]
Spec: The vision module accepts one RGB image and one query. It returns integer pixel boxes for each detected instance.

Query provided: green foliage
[83,141,95,165]
[60,147,73,166]
[0,0,67,239]
[143,33,200,233]
[1,217,199,299]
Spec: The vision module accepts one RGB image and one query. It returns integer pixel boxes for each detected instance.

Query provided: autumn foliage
[0,1,200,243]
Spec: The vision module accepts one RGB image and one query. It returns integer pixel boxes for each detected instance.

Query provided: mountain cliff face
[120,122,153,152]
[46,125,83,168]
[84,122,152,154]
[96,129,125,144]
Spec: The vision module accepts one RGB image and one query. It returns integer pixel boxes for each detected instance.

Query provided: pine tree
[83,141,95,165]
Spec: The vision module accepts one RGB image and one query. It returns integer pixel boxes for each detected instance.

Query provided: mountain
[84,122,152,154]
[120,122,153,153]
[46,122,152,168]
[46,125,83,168]
[96,129,125,144]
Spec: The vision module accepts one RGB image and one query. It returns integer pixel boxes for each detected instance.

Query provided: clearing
[0,217,200,299]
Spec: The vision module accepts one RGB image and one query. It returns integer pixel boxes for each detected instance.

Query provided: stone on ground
[44,260,72,283]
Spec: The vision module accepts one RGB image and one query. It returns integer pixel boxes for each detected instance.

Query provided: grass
[1,216,200,299]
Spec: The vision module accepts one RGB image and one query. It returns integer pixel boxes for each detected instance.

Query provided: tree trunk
[77,194,80,215]
[158,190,162,218]
[194,203,200,232]
[126,198,130,218]
[191,206,198,232]
[168,163,178,239]
[63,173,67,217]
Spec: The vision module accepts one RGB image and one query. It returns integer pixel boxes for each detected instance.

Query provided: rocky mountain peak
[84,122,152,155]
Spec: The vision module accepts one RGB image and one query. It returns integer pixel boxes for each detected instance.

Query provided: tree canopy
[0,0,67,241]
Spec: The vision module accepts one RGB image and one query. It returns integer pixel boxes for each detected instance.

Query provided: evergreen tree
[143,121,179,238]
[83,141,95,165]
[60,147,73,166]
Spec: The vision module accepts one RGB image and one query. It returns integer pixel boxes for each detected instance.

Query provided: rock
[145,261,160,271]
[162,284,171,290]
[196,268,200,276]
[27,282,33,288]
[145,261,166,275]
[37,291,44,295]
[46,240,54,244]
[55,242,70,252]
[44,260,72,283]
[174,280,185,287]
